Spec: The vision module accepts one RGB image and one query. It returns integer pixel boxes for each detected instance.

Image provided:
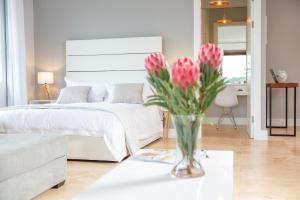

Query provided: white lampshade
[37,72,54,84]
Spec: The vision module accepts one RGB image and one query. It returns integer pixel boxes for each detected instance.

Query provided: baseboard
[266,118,300,127]
[203,117,248,125]
[168,117,297,141]
[254,129,268,140]
[167,117,248,139]
[199,117,299,128]
[168,128,269,140]
[168,117,300,128]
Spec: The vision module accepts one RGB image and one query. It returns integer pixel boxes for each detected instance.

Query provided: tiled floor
[35,126,300,200]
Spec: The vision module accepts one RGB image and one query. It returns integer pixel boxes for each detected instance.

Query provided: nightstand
[29,100,56,104]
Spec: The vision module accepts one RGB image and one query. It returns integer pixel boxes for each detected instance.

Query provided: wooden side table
[29,100,56,104]
[162,111,171,141]
[266,82,298,136]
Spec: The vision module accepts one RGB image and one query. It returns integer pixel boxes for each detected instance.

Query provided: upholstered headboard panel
[65,36,162,83]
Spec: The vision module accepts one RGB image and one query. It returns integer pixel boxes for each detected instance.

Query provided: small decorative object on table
[144,43,226,178]
[270,69,279,83]
[276,70,288,83]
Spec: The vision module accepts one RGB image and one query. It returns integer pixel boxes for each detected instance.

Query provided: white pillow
[142,82,154,103]
[64,77,107,102]
[87,84,107,102]
[56,86,90,104]
[106,83,144,104]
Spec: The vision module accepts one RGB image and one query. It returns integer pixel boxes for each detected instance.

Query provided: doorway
[194,0,267,140]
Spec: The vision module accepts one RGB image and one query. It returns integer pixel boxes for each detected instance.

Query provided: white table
[74,150,233,200]
[230,84,249,96]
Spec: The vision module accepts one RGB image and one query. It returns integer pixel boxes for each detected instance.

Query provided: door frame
[193,0,268,140]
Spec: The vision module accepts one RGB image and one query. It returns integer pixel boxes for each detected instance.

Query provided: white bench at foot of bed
[0,134,67,200]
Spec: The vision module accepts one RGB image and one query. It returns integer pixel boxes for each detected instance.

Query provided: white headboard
[66,36,162,83]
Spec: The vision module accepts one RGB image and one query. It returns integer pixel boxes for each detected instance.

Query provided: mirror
[201,1,247,84]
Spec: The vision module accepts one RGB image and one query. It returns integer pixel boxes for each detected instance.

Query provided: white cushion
[64,77,107,102]
[0,134,66,182]
[106,83,144,104]
[87,84,107,102]
[56,86,90,104]
[142,82,154,103]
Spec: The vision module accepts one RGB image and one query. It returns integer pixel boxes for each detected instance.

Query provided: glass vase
[171,115,205,178]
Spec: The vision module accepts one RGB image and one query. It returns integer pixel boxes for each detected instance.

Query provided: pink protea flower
[172,57,199,91]
[145,53,166,74]
[198,43,223,70]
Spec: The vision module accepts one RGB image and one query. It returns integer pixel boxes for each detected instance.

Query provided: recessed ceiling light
[209,1,230,7]
[217,18,232,24]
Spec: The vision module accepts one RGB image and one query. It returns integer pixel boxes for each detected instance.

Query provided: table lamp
[38,72,54,99]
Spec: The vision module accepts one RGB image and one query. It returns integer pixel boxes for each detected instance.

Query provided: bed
[0,36,163,162]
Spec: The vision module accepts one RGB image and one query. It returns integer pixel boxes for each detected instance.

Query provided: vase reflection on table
[144,43,227,178]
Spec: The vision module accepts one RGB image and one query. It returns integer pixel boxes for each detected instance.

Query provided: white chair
[214,86,238,129]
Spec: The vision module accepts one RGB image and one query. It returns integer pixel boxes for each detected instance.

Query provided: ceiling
[201,0,247,8]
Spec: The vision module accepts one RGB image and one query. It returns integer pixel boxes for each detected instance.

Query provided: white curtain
[0,0,6,106]
[5,0,27,105]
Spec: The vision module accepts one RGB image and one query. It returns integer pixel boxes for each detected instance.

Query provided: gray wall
[33,0,194,99]
[261,0,267,129]
[266,0,300,122]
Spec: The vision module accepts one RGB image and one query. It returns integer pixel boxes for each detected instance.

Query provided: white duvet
[0,102,162,155]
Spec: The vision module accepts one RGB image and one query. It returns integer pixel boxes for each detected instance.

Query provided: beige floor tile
[35,125,300,200]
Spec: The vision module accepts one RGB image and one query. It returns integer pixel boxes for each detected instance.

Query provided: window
[222,55,246,84]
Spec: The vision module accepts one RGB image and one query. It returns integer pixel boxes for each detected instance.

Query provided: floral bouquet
[144,43,226,178]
